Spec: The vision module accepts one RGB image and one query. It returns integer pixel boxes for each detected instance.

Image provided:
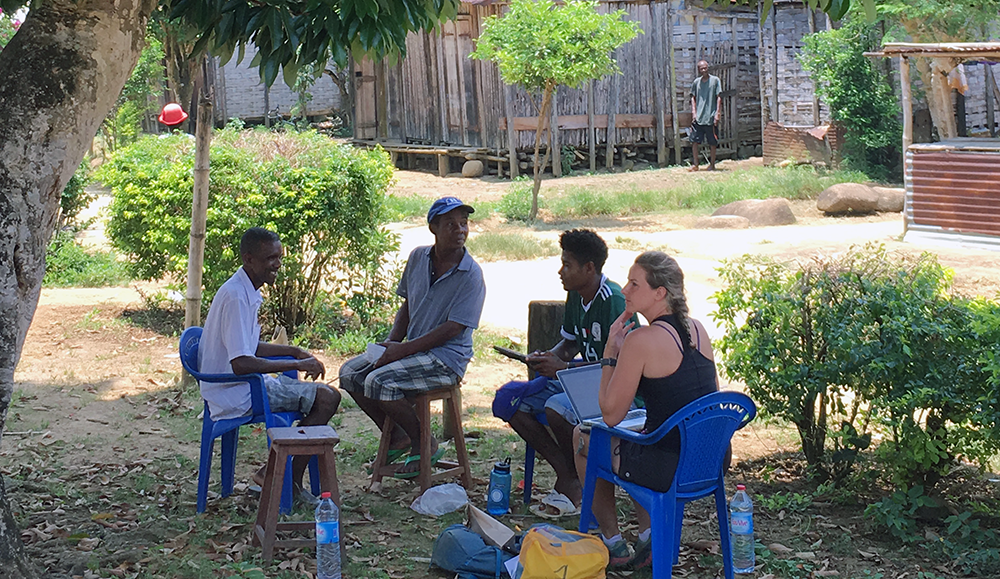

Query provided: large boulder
[462,160,484,178]
[872,186,905,213]
[694,215,750,229]
[712,198,796,226]
[817,183,879,214]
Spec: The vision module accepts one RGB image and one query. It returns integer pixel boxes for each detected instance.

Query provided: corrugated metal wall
[906,142,1000,240]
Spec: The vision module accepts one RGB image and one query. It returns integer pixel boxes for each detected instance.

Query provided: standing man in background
[690,59,722,172]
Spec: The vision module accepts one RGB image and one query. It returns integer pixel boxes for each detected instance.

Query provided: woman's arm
[598,329,646,426]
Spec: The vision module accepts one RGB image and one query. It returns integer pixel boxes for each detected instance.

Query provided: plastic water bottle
[315,491,341,579]
[729,484,755,574]
[486,458,511,516]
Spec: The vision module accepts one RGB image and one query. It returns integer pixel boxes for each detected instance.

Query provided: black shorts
[690,122,718,146]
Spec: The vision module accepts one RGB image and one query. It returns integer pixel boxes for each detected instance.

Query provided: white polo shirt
[198,267,262,420]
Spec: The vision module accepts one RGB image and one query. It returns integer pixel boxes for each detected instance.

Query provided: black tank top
[637,314,719,449]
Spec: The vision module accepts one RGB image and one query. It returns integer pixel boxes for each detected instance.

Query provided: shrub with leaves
[800,14,900,181]
[713,245,1000,485]
[99,129,397,337]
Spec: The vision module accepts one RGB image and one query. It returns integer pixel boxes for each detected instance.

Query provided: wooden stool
[370,383,472,492]
[253,425,340,562]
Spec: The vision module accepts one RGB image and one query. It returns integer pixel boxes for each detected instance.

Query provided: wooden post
[652,3,667,167]
[185,92,212,332]
[731,17,740,154]
[376,59,388,141]
[605,52,620,170]
[956,90,967,137]
[770,5,779,123]
[900,56,912,237]
[435,34,449,144]
[551,87,561,177]
[756,3,767,135]
[504,83,519,179]
[667,10,681,165]
[987,65,997,138]
[263,84,271,129]
[807,6,820,126]
[527,301,566,380]
[588,81,596,171]
[901,57,912,152]
[694,16,701,64]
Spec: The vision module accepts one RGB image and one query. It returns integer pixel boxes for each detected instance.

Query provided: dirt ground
[5,162,1000,579]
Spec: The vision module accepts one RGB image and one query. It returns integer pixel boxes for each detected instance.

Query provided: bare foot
[689,165,699,172]
[708,165,717,171]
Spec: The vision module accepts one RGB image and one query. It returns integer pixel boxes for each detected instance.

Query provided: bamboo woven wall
[758,1,831,127]
[355,0,763,157]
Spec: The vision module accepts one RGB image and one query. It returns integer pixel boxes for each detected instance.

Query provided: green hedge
[98,129,398,336]
[713,244,1000,486]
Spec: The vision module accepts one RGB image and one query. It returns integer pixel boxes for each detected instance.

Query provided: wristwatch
[600,358,617,368]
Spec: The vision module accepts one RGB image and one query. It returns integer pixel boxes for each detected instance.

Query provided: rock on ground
[872,186,905,213]
[712,198,796,226]
[462,160,484,178]
[694,215,750,229]
[817,183,880,214]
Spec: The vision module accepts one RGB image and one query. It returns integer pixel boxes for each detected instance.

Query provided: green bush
[44,231,131,288]
[713,244,1000,485]
[800,14,901,181]
[99,129,398,338]
[499,177,538,222]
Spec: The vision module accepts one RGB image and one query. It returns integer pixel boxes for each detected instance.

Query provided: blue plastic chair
[522,411,549,505]
[179,327,318,514]
[578,391,756,579]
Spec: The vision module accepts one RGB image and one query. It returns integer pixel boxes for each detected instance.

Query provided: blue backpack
[430,524,516,579]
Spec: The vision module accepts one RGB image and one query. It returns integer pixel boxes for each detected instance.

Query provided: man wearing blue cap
[339,197,486,477]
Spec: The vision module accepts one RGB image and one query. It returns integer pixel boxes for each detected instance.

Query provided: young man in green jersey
[493,229,636,506]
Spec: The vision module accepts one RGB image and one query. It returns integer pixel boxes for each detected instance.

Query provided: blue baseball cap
[427,196,475,224]
[492,376,550,421]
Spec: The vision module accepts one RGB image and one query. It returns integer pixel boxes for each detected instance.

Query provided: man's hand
[526,351,565,379]
[375,341,407,368]
[298,356,326,381]
[714,112,720,125]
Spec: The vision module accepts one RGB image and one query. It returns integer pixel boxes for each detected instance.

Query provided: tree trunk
[0,2,154,575]
[530,84,555,222]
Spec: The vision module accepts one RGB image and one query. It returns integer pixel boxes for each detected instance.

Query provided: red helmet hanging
[158,103,188,126]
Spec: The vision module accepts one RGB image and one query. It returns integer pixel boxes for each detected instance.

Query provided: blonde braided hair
[634,251,692,348]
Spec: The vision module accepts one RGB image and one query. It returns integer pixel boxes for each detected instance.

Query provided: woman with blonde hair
[573,251,720,569]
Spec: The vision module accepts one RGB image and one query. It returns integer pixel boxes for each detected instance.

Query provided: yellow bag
[515,524,608,579]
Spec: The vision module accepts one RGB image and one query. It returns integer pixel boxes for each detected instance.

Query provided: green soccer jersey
[561,275,638,362]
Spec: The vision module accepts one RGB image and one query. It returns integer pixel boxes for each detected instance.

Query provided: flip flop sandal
[394,447,445,480]
[528,491,580,519]
[366,448,409,475]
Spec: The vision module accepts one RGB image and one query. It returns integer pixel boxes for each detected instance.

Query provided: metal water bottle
[729,484,755,574]
[487,458,511,516]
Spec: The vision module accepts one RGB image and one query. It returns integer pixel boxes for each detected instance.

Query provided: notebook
[555,364,647,431]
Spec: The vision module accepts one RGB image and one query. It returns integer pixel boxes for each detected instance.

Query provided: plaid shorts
[339,351,459,401]
[263,374,319,415]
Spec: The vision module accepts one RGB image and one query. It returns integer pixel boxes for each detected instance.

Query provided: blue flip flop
[394,447,446,479]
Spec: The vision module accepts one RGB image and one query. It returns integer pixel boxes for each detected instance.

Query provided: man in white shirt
[199,227,340,502]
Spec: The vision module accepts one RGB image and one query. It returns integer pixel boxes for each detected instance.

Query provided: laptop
[555,365,647,431]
